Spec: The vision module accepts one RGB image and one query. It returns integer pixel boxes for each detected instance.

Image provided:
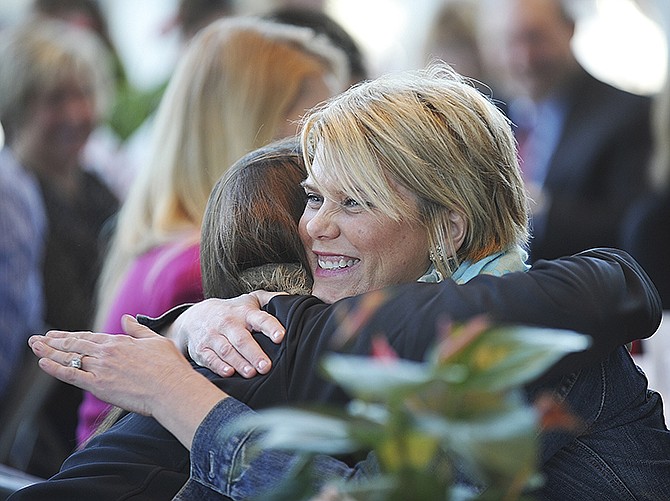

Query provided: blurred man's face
[497,0,576,100]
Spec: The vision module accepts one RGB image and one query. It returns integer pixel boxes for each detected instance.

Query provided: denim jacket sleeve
[174,398,380,500]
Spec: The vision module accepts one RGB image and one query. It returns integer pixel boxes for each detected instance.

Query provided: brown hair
[201,137,312,298]
[88,138,311,444]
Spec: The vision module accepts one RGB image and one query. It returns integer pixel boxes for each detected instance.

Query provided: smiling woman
[296,66,528,306]
[300,173,431,303]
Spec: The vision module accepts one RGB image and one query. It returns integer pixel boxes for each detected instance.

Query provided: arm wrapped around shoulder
[315,248,661,383]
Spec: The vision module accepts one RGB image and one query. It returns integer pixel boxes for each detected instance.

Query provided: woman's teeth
[318,258,360,270]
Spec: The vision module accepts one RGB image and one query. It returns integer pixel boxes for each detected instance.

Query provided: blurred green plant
[239,316,588,500]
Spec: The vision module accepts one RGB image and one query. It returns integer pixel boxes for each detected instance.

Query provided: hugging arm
[181,247,662,499]
[175,398,380,500]
[180,247,661,379]
[310,247,660,382]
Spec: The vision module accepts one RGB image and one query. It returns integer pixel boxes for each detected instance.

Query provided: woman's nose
[305,204,340,240]
[63,92,96,125]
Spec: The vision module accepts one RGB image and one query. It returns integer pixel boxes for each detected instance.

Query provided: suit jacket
[8,249,661,500]
[621,188,670,309]
[529,67,652,262]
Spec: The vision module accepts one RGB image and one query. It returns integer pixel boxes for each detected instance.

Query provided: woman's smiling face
[298,151,431,304]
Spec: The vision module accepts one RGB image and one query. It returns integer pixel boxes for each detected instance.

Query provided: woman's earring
[429,245,445,264]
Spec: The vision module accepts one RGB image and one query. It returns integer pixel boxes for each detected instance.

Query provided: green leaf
[321,354,432,401]
[239,407,359,455]
[437,326,589,391]
[430,406,539,487]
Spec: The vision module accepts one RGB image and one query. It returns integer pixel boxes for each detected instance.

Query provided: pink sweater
[76,241,203,445]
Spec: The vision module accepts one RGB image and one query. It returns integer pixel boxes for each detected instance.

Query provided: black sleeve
[268,248,661,384]
[136,303,194,333]
[8,413,190,501]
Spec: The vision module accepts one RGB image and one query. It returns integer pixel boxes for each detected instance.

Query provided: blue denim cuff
[187,398,382,500]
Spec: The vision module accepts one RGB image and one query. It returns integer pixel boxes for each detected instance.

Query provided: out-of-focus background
[0,0,667,95]
[0,0,667,151]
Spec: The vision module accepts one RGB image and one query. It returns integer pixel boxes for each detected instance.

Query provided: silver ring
[70,356,83,370]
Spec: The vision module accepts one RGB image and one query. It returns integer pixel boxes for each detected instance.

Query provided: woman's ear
[448,210,467,252]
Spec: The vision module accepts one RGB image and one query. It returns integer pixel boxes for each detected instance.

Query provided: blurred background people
[0,16,118,476]
[29,0,132,200]
[111,0,236,200]
[423,0,486,84]
[423,0,511,114]
[621,73,670,309]
[479,0,654,262]
[170,0,236,41]
[77,15,349,446]
[0,67,47,409]
[263,4,368,85]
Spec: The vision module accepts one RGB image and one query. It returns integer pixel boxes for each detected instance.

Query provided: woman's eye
[305,193,323,208]
[342,198,375,211]
[343,198,373,213]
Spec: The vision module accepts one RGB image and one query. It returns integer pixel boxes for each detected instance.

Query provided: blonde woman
[77,15,347,444]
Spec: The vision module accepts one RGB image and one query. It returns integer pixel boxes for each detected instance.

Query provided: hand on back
[172,291,286,378]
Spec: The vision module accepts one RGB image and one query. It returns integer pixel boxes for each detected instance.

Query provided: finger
[213,327,271,375]
[31,335,100,359]
[195,349,237,378]
[32,340,89,369]
[43,329,107,345]
[28,334,44,348]
[37,357,94,390]
[44,329,91,339]
[122,314,159,339]
[192,337,258,378]
[246,310,286,343]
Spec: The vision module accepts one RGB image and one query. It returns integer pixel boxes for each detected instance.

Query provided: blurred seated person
[0,17,119,476]
[479,0,653,262]
[30,0,131,200]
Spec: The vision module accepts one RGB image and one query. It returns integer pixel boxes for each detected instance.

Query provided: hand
[29,316,199,417]
[172,292,285,379]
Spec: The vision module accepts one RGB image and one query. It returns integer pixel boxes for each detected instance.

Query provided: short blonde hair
[301,63,529,278]
[0,17,113,141]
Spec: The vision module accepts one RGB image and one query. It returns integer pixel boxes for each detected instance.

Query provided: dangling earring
[429,244,445,264]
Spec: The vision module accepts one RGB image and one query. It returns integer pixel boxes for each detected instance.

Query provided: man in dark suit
[487,0,653,261]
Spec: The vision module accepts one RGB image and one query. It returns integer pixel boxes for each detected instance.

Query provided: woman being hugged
[177,63,670,499]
